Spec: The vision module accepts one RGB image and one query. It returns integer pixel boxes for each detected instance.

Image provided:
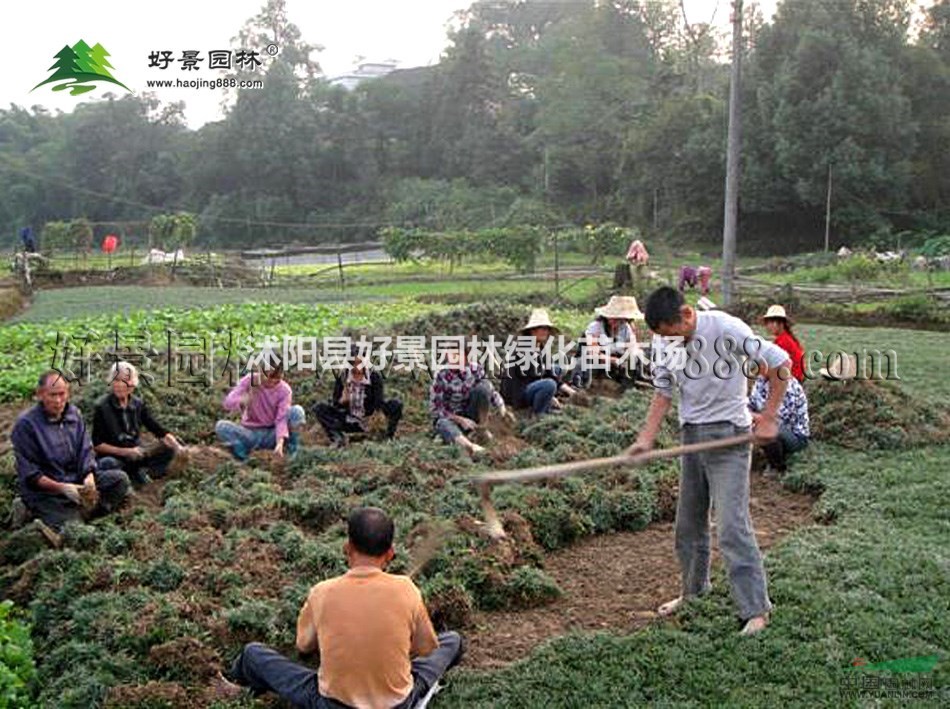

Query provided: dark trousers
[98,443,176,484]
[761,427,809,472]
[230,632,462,709]
[25,468,131,531]
[313,400,403,443]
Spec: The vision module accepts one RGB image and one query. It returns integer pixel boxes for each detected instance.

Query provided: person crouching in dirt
[571,296,644,390]
[500,308,575,416]
[429,339,514,458]
[313,345,403,447]
[216,506,464,708]
[628,286,791,636]
[748,368,810,473]
[10,371,130,540]
[93,362,184,485]
[215,355,305,461]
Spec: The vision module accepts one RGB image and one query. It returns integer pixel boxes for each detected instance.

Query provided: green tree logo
[32,40,131,96]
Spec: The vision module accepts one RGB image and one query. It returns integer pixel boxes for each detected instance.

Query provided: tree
[149,213,197,250]
[68,218,93,254]
[743,0,917,240]
[233,0,322,84]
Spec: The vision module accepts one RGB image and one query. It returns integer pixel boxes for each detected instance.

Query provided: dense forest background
[1,0,948,253]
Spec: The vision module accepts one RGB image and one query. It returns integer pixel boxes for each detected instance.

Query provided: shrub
[882,295,939,323]
[502,566,562,609]
[142,560,185,593]
[919,234,950,257]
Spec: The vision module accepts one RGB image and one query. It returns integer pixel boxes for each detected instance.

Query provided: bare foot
[739,614,769,636]
[212,671,243,700]
[657,596,685,617]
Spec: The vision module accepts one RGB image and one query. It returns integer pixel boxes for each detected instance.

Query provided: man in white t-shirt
[629,286,791,636]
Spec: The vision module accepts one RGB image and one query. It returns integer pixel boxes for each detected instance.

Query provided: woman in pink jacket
[215,356,305,461]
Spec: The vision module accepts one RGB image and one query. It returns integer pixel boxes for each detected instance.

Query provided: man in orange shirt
[217,507,463,708]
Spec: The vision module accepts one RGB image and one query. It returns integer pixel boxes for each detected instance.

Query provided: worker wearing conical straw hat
[501,308,576,415]
[572,295,644,390]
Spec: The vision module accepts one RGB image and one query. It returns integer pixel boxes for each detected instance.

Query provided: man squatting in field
[629,286,791,636]
[217,507,463,708]
[11,371,131,539]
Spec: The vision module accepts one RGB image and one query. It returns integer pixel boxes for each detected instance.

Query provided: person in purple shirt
[215,356,306,461]
[11,371,130,534]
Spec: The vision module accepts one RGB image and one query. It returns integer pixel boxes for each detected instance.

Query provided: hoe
[474,434,755,539]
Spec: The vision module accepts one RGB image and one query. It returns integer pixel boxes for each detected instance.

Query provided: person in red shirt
[763,305,805,382]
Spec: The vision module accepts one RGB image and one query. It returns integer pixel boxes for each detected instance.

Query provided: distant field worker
[679,265,712,296]
[697,265,712,295]
[626,239,649,265]
[678,265,697,292]
[215,355,305,461]
[762,305,805,382]
[217,507,464,708]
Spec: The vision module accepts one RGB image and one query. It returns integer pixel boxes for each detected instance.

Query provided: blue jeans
[434,382,494,443]
[677,422,771,620]
[522,378,557,414]
[216,405,305,461]
[230,632,463,709]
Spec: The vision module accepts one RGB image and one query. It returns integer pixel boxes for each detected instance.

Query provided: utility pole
[721,0,743,307]
[824,163,832,252]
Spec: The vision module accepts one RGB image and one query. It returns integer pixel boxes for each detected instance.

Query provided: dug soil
[463,470,816,668]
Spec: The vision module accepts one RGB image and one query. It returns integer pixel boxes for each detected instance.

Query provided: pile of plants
[808,378,950,449]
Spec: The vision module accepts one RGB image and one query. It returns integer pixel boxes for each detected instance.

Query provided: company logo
[33,40,130,96]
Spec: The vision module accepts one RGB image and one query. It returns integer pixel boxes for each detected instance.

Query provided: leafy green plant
[0,601,37,708]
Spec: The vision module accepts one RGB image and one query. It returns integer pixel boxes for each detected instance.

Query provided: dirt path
[463,471,816,668]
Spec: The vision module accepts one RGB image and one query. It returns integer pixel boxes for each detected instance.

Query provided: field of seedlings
[0,293,948,708]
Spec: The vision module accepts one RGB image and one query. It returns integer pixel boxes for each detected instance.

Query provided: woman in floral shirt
[429,343,512,457]
[748,374,810,472]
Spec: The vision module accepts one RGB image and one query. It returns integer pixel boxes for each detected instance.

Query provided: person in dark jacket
[314,347,402,447]
[11,371,130,532]
[93,362,183,485]
[500,309,573,416]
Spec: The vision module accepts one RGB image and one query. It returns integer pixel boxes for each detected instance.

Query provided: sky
[7,0,776,128]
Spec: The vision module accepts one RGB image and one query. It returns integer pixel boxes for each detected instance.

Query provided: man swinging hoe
[629,287,791,636]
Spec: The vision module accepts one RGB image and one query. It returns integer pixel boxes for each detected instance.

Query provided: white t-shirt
[652,311,790,427]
